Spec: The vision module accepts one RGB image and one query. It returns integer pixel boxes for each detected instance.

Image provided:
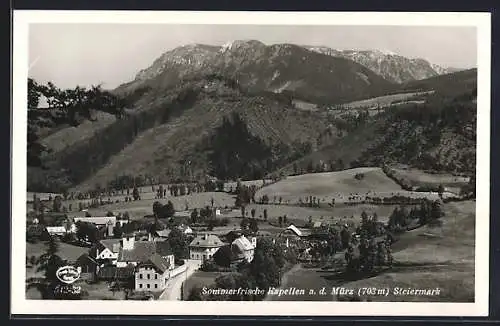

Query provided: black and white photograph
[11,11,491,316]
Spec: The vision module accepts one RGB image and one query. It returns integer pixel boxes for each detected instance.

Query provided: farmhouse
[189,234,224,262]
[231,235,256,263]
[134,253,173,292]
[280,224,304,237]
[91,239,121,265]
[178,224,193,235]
[45,226,67,237]
[74,216,128,227]
[154,229,171,239]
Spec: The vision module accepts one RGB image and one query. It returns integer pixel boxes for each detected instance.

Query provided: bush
[354,173,365,180]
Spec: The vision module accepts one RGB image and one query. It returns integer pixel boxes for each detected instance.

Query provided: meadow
[255,168,455,205]
[389,165,470,194]
[268,200,476,302]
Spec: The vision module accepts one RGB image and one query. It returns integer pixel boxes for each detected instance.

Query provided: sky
[28,24,477,90]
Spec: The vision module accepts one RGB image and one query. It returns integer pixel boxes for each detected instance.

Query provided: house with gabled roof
[135,253,173,292]
[91,239,121,265]
[231,235,256,263]
[189,234,224,263]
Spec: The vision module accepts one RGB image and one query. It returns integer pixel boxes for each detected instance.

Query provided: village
[25,169,459,302]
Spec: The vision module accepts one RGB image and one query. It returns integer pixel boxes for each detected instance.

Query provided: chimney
[107,222,114,238]
[122,235,135,250]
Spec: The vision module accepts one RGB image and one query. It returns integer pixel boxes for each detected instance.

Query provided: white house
[45,226,67,237]
[135,253,173,292]
[74,216,128,227]
[189,234,224,263]
[93,239,121,265]
[178,224,193,235]
[231,235,256,263]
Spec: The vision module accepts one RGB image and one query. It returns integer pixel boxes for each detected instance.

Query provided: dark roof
[98,266,135,279]
[155,241,173,256]
[119,241,156,263]
[99,239,121,253]
[26,224,47,236]
[139,253,171,273]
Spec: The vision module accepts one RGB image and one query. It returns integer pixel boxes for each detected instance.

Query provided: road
[159,260,200,300]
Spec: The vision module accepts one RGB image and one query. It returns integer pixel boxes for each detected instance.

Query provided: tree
[168,228,189,260]
[28,78,40,109]
[283,215,288,226]
[438,184,445,199]
[263,209,268,221]
[190,208,199,224]
[52,196,63,213]
[240,218,250,230]
[27,236,65,299]
[278,216,283,227]
[153,201,163,218]
[132,187,140,201]
[249,219,259,233]
[113,222,123,238]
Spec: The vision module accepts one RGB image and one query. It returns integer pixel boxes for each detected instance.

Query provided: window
[139,274,143,279]
[139,284,142,288]
[147,274,150,279]
[155,284,158,289]
[155,274,158,280]
[147,284,150,289]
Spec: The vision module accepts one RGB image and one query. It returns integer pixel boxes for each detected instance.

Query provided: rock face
[117,40,394,104]
[304,46,457,83]
[129,41,460,94]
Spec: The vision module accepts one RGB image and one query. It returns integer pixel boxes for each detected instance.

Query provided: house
[313,221,323,229]
[178,224,193,235]
[91,239,121,265]
[116,235,175,268]
[154,229,171,239]
[189,234,224,262]
[280,224,304,237]
[45,226,67,237]
[135,253,173,292]
[74,216,128,227]
[26,224,49,242]
[231,235,256,263]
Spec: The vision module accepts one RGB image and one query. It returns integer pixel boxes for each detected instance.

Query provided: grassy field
[338,91,433,110]
[256,168,452,204]
[390,165,469,194]
[59,191,236,220]
[268,200,476,302]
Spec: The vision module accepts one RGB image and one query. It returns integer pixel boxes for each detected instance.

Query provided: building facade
[189,234,224,263]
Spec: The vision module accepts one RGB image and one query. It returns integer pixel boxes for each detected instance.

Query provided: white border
[12,11,491,316]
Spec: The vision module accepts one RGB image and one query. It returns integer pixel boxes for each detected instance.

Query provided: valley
[25,37,478,304]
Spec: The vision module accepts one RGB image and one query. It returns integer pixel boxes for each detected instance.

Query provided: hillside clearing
[40,111,117,154]
[336,91,433,110]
